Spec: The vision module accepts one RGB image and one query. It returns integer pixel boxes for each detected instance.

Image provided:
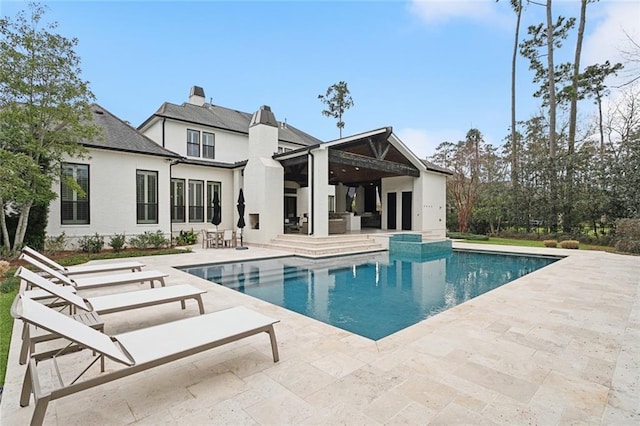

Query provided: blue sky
[1,1,638,158]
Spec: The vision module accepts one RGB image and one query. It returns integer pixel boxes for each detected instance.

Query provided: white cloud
[584,2,640,76]
[407,0,507,26]
[396,127,464,159]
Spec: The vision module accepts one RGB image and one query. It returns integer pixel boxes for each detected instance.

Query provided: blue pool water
[181,250,558,340]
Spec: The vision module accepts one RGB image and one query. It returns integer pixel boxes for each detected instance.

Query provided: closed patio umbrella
[236,189,248,250]
[211,191,222,231]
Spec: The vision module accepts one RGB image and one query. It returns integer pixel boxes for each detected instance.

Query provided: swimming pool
[181,250,559,340]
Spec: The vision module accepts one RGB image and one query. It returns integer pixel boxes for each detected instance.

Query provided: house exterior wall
[379,173,447,237]
[160,119,249,163]
[310,147,329,236]
[46,148,172,247]
[243,121,283,244]
[169,163,236,235]
[418,171,448,238]
[142,119,164,148]
[381,176,414,231]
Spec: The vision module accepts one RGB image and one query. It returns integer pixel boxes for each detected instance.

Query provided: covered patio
[275,127,451,238]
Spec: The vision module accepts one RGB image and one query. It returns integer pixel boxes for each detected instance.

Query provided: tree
[0,3,100,252]
[520,1,575,232]
[577,61,623,157]
[318,81,354,138]
[562,0,590,233]
[505,0,524,187]
[430,129,492,233]
[619,32,640,86]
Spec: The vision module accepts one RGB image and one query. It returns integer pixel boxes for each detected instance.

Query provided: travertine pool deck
[1,242,638,425]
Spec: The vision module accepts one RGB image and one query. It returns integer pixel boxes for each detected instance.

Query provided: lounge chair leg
[19,324,30,365]
[267,325,279,362]
[20,362,33,407]
[196,296,205,314]
[180,300,186,310]
[31,394,51,426]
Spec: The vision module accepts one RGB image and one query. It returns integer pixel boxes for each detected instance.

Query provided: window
[206,181,221,221]
[171,178,185,223]
[188,179,204,222]
[277,147,292,154]
[202,132,215,159]
[136,170,158,224]
[187,129,200,157]
[328,195,335,213]
[61,163,89,224]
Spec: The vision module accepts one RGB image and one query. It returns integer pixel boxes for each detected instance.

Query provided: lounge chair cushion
[13,296,134,365]
[22,246,145,275]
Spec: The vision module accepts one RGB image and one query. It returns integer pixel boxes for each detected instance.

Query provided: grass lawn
[461,237,615,252]
[0,285,18,387]
[0,247,191,388]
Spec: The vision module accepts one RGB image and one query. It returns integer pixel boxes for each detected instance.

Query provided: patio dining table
[205,230,224,248]
[206,230,237,248]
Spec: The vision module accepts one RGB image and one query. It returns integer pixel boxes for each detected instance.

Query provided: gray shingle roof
[141,102,322,147]
[84,104,181,159]
[420,159,453,175]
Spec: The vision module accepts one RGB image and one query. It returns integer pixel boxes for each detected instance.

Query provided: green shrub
[543,240,557,248]
[148,231,170,249]
[129,231,170,250]
[613,219,640,254]
[175,229,198,246]
[559,240,580,249]
[446,232,489,241]
[128,234,148,250]
[78,233,104,253]
[616,219,640,240]
[615,239,640,254]
[109,233,126,252]
[44,232,67,255]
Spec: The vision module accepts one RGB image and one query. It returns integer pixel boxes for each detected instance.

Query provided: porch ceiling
[280,133,420,186]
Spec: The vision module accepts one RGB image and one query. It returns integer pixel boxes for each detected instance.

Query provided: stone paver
[1,242,638,425]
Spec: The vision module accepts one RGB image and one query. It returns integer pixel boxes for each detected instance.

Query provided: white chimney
[189,86,206,106]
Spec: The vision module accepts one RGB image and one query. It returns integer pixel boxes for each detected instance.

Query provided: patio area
[1,242,638,425]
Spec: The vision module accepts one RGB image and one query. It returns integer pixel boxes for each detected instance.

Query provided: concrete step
[265,234,383,257]
[270,236,376,248]
[265,241,384,257]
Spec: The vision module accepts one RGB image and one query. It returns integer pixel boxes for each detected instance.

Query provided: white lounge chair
[16,267,207,364]
[12,295,280,426]
[22,246,145,276]
[20,253,168,290]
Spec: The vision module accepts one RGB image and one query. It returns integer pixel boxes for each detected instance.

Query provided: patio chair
[16,267,206,364]
[22,246,145,276]
[20,253,168,290]
[201,229,218,248]
[223,229,235,247]
[12,295,280,426]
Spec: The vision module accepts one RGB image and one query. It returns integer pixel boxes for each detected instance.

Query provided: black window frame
[187,129,200,157]
[188,179,204,222]
[202,132,215,159]
[136,169,158,224]
[61,163,90,225]
[171,178,186,223]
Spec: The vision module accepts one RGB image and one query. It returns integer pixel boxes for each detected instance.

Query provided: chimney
[249,105,278,128]
[189,86,206,106]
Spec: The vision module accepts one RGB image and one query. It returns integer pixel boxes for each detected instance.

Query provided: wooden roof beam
[328,150,420,177]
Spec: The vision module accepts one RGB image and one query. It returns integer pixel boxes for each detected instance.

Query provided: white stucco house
[48,86,451,247]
